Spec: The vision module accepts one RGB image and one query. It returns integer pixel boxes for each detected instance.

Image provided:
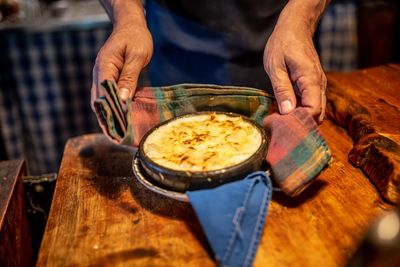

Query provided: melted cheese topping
[143,113,262,172]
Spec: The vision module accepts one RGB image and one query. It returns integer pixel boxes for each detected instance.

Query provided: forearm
[99,0,147,28]
[276,0,330,36]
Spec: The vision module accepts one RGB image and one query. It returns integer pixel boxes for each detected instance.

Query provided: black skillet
[138,112,268,192]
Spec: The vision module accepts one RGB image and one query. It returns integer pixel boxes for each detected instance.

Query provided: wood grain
[37,65,400,266]
[256,120,389,267]
[37,128,390,267]
[37,136,214,267]
[326,64,400,203]
[0,160,34,267]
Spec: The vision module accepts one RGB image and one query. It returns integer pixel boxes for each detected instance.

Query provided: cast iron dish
[138,111,268,192]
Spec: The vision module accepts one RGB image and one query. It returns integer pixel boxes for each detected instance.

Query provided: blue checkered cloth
[0,24,112,174]
[318,1,358,71]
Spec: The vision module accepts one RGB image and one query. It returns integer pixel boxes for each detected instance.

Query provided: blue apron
[145,0,287,90]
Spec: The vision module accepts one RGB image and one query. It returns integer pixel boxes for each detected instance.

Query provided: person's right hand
[91,23,153,108]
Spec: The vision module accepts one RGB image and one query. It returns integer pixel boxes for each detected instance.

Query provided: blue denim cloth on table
[187,172,273,267]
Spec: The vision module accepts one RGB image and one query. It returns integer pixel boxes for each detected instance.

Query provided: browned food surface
[143,113,262,171]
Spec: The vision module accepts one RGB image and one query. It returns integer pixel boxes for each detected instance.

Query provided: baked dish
[138,112,267,191]
[143,113,262,171]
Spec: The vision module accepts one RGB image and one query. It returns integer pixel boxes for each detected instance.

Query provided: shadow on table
[79,142,136,199]
[272,179,328,207]
[78,140,214,259]
[90,247,160,266]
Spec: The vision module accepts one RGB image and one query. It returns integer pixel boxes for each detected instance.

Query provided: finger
[91,63,99,111]
[90,81,98,112]
[97,57,120,89]
[90,59,110,112]
[117,61,142,101]
[317,75,327,124]
[269,68,297,115]
[318,91,326,124]
[295,75,322,119]
[117,40,152,101]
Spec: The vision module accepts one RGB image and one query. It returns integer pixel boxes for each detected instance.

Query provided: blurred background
[0,0,399,176]
[0,0,399,262]
[0,0,111,175]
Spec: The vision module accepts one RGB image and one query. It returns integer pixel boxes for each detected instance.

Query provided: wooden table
[37,65,400,267]
[0,160,33,267]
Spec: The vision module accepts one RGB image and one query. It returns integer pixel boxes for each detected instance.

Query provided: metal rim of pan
[138,111,269,192]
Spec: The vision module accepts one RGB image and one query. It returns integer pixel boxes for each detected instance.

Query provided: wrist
[101,0,147,29]
[275,0,330,36]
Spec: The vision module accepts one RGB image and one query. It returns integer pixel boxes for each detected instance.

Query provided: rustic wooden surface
[326,64,400,203]
[37,65,400,267]
[0,160,34,267]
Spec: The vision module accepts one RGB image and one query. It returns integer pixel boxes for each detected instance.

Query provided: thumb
[117,62,142,102]
[269,68,297,115]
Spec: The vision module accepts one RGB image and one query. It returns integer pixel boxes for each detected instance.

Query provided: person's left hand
[263,3,327,123]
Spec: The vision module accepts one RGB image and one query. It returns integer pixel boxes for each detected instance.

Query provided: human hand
[91,23,153,108]
[263,0,328,123]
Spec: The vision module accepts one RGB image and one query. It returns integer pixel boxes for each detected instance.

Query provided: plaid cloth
[0,24,112,174]
[94,81,277,146]
[264,109,331,195]
[318,1,358,71]
[94,81,331,196]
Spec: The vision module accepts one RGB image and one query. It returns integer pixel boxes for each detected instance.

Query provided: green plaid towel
[94,81,331,196]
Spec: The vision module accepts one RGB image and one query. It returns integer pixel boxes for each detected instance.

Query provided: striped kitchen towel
[93,80,331,196]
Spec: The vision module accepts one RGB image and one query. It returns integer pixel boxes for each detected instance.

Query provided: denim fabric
[187,172,272,267]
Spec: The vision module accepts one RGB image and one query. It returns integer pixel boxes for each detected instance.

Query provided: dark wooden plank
[326,64,400,203]
[328,65,400,126]
[0,160,34,267]
[0,160,22,221]
[389,63,400,73]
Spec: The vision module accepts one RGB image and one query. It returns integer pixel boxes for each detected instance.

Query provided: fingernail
[280,100,292,114]
[119,88,130,101]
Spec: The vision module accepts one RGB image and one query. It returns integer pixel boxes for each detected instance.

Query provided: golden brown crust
[144,113,262,172]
